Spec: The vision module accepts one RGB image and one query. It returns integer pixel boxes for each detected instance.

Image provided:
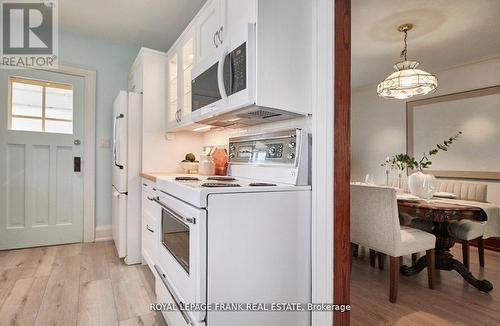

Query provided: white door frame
[41,63,97,242]
[311,0,334,325]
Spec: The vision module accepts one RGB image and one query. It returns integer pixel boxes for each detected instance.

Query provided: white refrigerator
[112,90,142,265]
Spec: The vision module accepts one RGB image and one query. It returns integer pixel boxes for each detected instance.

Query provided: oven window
[162,208,190,273]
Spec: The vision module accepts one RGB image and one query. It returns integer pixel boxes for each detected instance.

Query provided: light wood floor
[351,244,500,325]
[0,241,166,326]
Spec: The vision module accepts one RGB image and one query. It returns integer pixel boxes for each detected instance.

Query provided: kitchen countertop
[140,172,174,182]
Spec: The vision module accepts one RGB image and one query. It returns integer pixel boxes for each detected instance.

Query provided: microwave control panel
[229,43,247,95]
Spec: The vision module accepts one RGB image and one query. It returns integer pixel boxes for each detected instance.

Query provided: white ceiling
[58,0,207,51]
[352,0,500,89]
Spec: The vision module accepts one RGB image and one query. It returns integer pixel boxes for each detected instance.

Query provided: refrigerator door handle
[113,113,125,169]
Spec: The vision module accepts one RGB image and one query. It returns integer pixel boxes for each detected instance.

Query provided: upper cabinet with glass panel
[9,77,74,134]
[182,37,194,117]
[166,27,195,129]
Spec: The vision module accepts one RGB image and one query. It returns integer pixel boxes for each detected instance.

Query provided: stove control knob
[229,153,235,159]
[269,147,276,154]
[288,142,296,149]
[230,144,235,151]
[287,153,295,160]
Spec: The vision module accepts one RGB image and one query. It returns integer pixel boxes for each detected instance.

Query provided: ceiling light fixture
[377,23,437,100]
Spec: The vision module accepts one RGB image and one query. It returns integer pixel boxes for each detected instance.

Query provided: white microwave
[190,24,303,128]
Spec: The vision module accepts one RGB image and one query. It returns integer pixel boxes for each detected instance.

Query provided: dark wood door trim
[333,0,351,325]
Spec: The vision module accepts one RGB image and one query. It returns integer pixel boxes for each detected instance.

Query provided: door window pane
[11,82,43,117]
[45,120,73,134]
[11,117,43,132]
[45,87,73,120]
[9,77,74,135]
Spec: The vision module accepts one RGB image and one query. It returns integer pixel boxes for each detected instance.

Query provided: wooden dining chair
[351,184,436,303]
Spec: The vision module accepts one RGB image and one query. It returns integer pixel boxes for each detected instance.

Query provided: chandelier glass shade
[377,60,437,99]
[377,24,437,99]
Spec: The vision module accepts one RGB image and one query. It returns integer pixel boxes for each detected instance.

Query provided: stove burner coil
[206,176,237,181]
[249,183,277,186]
[201,183,241,188]
[175,177,200,181]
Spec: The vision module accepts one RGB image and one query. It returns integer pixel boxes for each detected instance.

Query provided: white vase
[408,171,436,199]
[199,154,215,175]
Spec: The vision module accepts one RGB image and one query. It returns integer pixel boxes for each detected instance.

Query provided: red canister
[212,148,229,176]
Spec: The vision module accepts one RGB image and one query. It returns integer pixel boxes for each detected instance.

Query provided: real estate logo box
[0,0,58,69]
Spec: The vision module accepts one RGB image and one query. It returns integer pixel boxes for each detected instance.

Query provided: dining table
[397,197,493,293]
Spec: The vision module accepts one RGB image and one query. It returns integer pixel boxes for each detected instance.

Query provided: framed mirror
[406,85,500,180]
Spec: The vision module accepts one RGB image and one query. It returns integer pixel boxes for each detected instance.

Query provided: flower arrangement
[382,132,462,172]
[382,132,462,188]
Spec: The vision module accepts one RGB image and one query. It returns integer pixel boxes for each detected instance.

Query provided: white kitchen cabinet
[128,57,143,93]
[129,48,171,171]
[167,28,196,130]
[196,0,223,63]
[166,50,178,126]
[223,0,256,45]
[141,179,160,273]
[196,0,256,64]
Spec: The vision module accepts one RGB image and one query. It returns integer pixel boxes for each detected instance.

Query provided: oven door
[154,191,206,321]
[191,48,230,119]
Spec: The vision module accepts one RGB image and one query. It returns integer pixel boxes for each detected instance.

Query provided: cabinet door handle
[218,26,223,44]
[146,224,154,233]
[213,30,219,48]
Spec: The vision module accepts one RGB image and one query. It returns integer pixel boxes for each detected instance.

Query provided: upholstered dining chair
[351,184,436,303]
[436,181,489,269]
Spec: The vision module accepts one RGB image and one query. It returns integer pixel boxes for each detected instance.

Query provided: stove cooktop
[155,174,311,208]
[172,176,281,188]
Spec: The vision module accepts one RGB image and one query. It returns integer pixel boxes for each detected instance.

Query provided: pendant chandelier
[377,24,437,99]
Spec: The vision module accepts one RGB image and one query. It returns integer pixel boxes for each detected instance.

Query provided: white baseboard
[95,225,112,242]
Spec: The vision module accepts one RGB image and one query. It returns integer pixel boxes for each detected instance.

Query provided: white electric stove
[153,129,311,326]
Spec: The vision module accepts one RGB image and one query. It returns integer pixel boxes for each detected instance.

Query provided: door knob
[74,139,81,145]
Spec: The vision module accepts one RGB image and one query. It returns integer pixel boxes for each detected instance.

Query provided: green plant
[382,132,462,172]
[182,153,196,162]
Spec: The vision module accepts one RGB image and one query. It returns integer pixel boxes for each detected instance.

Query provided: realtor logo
[1,0,58,68]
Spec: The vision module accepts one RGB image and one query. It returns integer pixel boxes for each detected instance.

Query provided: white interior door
[0,68,85,250]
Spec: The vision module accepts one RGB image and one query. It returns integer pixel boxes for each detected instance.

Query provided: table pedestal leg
[435,255,493,292]
[400,221,493,293]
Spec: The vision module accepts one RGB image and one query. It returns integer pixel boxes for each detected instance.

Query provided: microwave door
[191,62,222,111]
[191,48,230,118]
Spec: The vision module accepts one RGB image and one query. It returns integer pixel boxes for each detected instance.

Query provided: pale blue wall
[59,31,139,227]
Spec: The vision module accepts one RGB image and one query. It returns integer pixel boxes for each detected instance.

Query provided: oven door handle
[152,197,196,225]
[154,265,194,325]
